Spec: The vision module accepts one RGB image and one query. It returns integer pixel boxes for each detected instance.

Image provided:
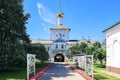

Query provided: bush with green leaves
[28,43,49,63]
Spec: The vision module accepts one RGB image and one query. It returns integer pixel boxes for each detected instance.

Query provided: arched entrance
[54,54,64,62]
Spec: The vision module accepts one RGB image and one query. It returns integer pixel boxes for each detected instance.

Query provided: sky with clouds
[24,0,120,41]
[37,3,56,25]
[37,2,56,32]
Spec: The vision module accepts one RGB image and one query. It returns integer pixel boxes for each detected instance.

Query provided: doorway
[54,54,64,62]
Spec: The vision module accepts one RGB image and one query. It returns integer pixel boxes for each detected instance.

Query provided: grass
[94,71,120,80]
[67,61,120,80]
[67,61,75,66]
[94,61,120,80]
[0,62,49,80]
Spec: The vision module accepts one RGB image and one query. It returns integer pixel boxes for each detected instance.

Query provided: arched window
[56,34,58,37]
[113,40,119,57]
[65,45,66,48]
[56,44,58,48]
[61,44,64,49]
[63,34,65,37]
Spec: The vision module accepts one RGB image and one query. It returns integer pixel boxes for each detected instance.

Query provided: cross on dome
[57,2,64,18]
[57,2,64,25]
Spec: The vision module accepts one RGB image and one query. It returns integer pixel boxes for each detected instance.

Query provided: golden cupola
[57,2,64,26]
[57,11,64,18]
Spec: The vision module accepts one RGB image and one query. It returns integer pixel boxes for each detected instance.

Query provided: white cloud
[37,2,56,25]
[43,26,49,33]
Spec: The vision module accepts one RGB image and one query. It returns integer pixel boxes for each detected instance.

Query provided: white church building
[103,22,120,75]
[32,6,95,62]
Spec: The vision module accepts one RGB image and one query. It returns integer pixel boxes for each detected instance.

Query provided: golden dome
[57,12,64,18]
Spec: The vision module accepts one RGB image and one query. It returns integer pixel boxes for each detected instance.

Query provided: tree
[28,43,49,63]
[0,0,30,70]
[79,42,88,53]
[92,41,101,61]
[98,48,106,65]
[68,43,81,56]
[85,46,95,55]
[68,42,88,56]
[101,48,106,61]
[93,41,101,49]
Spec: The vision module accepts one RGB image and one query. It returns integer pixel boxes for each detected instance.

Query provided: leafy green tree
[98,48,106,65]
[0,0,30,70]
[92,41,101,61]
[101,48,106,60]
[68,42,88,56]
[85,46,95,55]
[28,43,49,63]
[79,42,88,53]
[93,41,101,49]
[93,49,99,61]
[68,43,81,56]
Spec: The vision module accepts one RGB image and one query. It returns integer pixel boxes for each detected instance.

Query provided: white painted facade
[50,28,70,41]
[104,22,120,73]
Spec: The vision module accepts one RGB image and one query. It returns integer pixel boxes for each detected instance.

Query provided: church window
[63,34,65,37]
[56,44,58,48]
[56,34,58,37]
[65,45,66,48]
[61,44,64,48]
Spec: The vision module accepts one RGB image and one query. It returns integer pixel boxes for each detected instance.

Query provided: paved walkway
[39,62,85,80]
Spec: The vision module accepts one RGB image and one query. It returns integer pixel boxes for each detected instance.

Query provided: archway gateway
[54,54,64,62]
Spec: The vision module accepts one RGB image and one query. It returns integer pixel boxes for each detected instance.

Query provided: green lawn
[0,62,49,80]
[94,71,120,80]
[67,61,120,80]
[94,62,120,80]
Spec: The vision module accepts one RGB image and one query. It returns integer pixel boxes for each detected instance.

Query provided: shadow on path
[39,63,80,80]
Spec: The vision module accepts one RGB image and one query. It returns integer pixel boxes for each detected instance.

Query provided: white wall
[51,30,69,41]
[106,31,120,68]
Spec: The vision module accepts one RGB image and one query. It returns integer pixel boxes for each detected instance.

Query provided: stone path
[39,62,85,80]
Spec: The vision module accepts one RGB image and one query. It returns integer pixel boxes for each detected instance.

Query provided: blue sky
[24,0,120,41]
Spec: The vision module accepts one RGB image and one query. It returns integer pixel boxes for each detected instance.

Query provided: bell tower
[50,2,70,41]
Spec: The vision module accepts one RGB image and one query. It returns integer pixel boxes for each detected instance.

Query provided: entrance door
[54,54,64,62]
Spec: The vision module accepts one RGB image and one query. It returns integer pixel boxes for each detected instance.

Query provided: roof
[50,25,70,31]
[31,39,53,45]
[103,22,120,32]
[66,40,79,45]
[73,53,85,56]
[68,40,79,42]
[66,39,95,45]
[67,42,77,45]
[79,39,90,43]
[54,38,66,43]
